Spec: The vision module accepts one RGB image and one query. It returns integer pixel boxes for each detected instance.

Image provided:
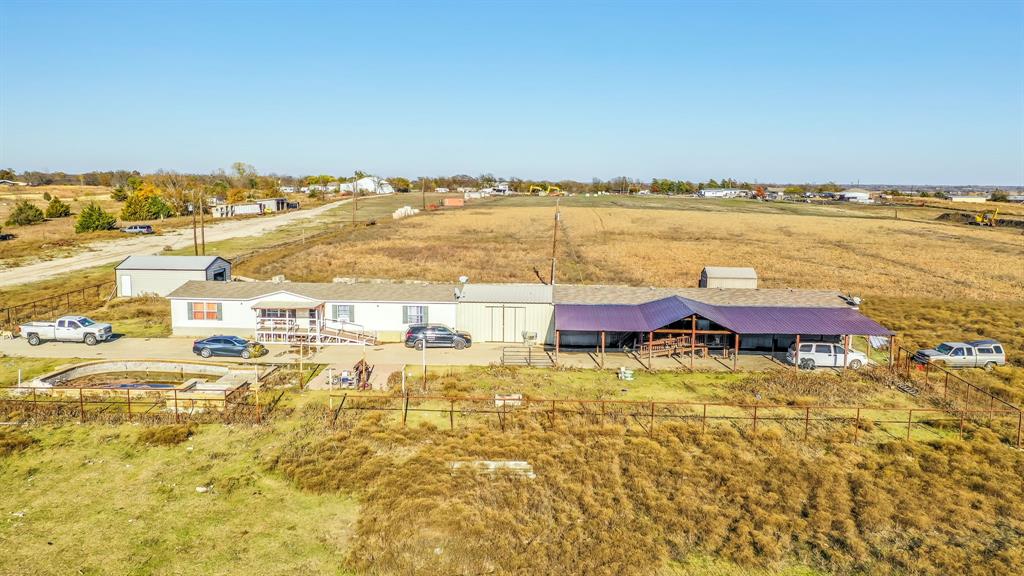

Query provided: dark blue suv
[192,335,265,359]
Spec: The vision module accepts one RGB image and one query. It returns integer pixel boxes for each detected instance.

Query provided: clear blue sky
[2,1,1022,185]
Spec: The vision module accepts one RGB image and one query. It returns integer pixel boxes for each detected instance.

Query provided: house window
[189,302,222,321]
[332,305,355,323]
[402,305,428,324]
[258,308,295,320]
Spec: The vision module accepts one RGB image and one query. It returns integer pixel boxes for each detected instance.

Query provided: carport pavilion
[552,285,893,369]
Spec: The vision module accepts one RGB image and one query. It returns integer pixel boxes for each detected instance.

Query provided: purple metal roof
[554,296,892,336]
[708,305,892,336]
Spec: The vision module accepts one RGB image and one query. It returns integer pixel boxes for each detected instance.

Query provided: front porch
[253,300,377,346]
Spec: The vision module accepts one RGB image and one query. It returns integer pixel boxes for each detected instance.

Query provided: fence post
[964,384,970,411]
[906,409,913,440]
[854,407,861,444]
[402,394,409,426]
[222,390,228,422]
[701,403,707,434]
[32,387,38,420]
[752,404,758,432]
[943,372,948,400]
[173,389,180,423]
[450,400,455,430]
[804,406,810,440]
[959,410,965,440]
[126,389,132,422]
[649,402,655,437]
[79,387,85,423]
[1017,411,1022,448]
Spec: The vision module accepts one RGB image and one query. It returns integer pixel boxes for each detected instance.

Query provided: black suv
[403,324,472,350]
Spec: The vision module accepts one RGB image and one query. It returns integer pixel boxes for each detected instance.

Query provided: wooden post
[752,403,758,431]
[732,334,740,371]
[79,387,85,423]
[843,335,849,370]
[888,335,895,368]
[402,393,409,426]
[906,409,913,440]
[795,334,801,367]
[701,403,707,434]
[854,407,861,444]
[126,389,132,422]
[450,400,454,430]
[690,316,696,370]
[554,330,560,365]
[600,331,606,369]
[173,389,180,423]
[648,331,653,368]
[804,406,810,440]
[649,402,655,437]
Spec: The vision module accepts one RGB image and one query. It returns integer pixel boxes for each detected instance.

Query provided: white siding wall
[118,270,208,297]
[171,291,457,341]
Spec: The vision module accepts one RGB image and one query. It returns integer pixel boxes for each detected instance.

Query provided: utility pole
[191,189,199,255]
[549,198,560,285]
[421,177,427,210]
[199,187,206,255]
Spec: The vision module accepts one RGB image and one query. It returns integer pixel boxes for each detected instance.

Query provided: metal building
[456,283,554,344]
[115,256,231,297]
[699,267,758,289]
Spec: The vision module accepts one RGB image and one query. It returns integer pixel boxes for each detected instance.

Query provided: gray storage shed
[699,267,758,289]
[115,255,231,297]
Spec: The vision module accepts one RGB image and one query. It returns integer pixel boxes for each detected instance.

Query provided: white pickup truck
[19,315,113,346]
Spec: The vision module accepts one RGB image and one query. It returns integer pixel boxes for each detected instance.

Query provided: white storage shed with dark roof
[699,267,758,289]
[115,256,231,297]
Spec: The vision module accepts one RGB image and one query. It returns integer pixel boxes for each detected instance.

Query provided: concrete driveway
[0,335,786,372]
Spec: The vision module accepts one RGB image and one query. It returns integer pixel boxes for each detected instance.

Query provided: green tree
[120,182,175,221]
[0,168,15,180]
[42,191,52,201]
[75,202,117,233]
[5,200,45,226]
[990,190,1009,202]
[44,196,71,218]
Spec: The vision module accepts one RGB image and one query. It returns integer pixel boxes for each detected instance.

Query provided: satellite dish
[458,275,469,284]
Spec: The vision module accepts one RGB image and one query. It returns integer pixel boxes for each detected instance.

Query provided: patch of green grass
[0,356,87,387]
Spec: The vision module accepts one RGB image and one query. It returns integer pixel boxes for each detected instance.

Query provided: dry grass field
[237,196,1023,301]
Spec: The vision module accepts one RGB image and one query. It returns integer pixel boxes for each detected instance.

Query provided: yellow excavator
[971,208,999,227]
[528,184,562,196]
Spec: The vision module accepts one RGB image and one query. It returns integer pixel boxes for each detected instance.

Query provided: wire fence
[891,346,1022,417]
[0,281,115,331]
[326,393,1023,447]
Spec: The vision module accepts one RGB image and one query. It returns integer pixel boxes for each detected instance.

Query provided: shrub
[137,424,195,445]
[120,183,174,221]
[42,191,52,201]
[110,187,129,201]
[75,202,117,233]
[0,429,36,457]
[5,200,45,226]
[44,196,71,218]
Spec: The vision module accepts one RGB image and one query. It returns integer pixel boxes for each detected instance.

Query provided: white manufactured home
[168,281,458,344]
[116,256,231,297]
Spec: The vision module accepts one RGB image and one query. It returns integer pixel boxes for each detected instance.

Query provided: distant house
[698,189,746,198]
[278,186,296,194]
[948,195,989,204]
[436,187,451,194]
[256,198,288,212]
[700,267,758,289]
[116,255,231,297]
[0,179,28,186]
[211,203,264,218]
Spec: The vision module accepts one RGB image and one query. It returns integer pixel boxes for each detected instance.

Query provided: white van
[786,342,868,370]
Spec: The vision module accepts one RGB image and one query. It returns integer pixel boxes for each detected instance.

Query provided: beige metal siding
[457,302,554,344]
[118,270,209,297]
[704,277,758,289]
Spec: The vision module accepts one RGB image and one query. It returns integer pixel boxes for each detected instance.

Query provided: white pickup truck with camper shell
[912,340,1006,369]
[19,316,113,346]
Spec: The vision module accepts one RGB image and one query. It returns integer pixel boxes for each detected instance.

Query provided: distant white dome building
[339,176,394,195]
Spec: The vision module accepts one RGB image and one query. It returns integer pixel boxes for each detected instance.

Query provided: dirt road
[0,198,353,288]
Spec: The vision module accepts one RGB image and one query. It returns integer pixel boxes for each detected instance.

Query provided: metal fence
[327,393,1023,446]
[890,346,1022,418]
[0,281,115,330]
[0,384,267,425]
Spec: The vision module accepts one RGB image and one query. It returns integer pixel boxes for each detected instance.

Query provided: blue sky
[2,1,1022,184]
